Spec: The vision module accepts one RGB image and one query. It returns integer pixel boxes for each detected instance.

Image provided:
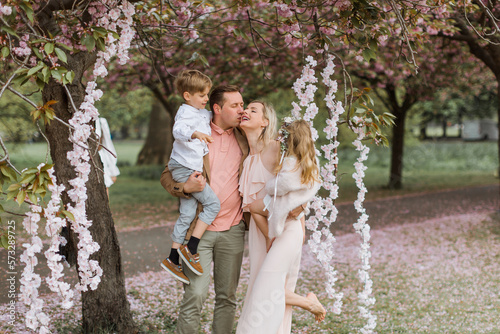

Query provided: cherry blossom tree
[349,39,488,188]
[423,0,500,174]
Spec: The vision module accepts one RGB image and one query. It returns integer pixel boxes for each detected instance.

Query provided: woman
[236,101,326,334]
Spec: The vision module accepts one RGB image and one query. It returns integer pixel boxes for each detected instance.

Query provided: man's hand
[192,131,214,144]
[183,172,206,193]
[287,204,305,219]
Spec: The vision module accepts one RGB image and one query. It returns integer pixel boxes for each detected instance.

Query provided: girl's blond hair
[249,100,277,144]
[276,119,319,186]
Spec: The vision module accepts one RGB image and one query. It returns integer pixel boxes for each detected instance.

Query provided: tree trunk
[497,83,500,178]
[136,98,175,165]
[442,118,447,138]
[419,125,428,140]
[44,52,136,333]
[388,108,407,189]
[120,125,129,139]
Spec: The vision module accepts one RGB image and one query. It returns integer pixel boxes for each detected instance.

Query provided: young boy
[160,70,220,284]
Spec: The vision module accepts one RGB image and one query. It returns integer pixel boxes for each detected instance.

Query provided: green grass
[2,140,498,230]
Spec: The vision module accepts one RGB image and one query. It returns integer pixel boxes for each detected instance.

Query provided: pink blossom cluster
[351,118,377,333]
[12,35,32,57]
[274,2,295,18]
[273,1,303,49]
[307,54,345,314]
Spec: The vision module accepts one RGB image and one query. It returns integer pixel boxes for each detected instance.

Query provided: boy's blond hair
[174,70,212,98]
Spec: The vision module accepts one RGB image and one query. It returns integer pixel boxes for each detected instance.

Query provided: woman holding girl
[236,101,326,333]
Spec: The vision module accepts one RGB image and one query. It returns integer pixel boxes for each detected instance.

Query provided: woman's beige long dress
[236,153,303,334]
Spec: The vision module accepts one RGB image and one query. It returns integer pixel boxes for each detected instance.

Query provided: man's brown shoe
[160,258,190,284]
[178,245,203,276]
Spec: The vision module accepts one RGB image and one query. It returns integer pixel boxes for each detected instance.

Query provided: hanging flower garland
[17,2,135,333]
[351,117,377,333]
[291,53,377,331]
[66,0,135,293]
[298,56,344,314]
[296,54,345,314]
[18,165,75,334]
[44,168,73,309]
[19,184,48,333]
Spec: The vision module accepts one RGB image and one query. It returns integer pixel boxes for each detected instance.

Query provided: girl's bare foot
[306,292,326,322]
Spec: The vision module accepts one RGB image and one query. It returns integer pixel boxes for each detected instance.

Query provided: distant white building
[462,119,499,140]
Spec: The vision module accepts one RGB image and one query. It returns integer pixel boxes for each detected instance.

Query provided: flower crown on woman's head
[277,116,298,154]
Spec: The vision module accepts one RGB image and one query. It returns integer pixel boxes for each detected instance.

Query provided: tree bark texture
[43,52,137,333]
[136,97,175,165]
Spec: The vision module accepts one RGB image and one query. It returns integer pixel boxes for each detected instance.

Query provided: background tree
[349,39,486,188]
[428,0,500,174]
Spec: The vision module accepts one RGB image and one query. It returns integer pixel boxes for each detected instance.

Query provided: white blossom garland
[19,189,49,333]
[18,165,75,334]
[291,55,345,314]
[44,168,74,308]
[66,0,135,293]
[17,2,135,333]
[313,54,346,313]
[291,54,377,330]
[351,117,377,333]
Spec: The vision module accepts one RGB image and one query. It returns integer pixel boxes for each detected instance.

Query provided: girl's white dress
[236,154,319,334]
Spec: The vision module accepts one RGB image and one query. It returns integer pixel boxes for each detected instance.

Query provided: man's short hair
[209,85,241,111]
[174,70,212,96]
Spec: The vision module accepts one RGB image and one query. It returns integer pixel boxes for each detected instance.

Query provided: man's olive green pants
[175,221,246,334]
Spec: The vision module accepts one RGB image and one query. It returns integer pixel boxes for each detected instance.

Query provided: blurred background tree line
[2,72,496,162]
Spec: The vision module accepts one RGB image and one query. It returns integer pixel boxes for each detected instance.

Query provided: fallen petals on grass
[1,211,499,333]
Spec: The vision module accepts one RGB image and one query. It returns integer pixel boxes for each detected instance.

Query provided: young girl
[249,119,321,250]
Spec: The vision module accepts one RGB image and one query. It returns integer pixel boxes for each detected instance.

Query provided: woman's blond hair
[249,100,277,144]
[276,119,319,186]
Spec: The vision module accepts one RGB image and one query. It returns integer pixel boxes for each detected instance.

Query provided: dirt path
[1,184,498,304]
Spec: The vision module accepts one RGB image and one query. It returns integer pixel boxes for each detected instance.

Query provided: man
[160,84,249,333]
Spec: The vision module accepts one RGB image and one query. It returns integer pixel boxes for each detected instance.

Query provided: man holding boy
[161,84,248,334]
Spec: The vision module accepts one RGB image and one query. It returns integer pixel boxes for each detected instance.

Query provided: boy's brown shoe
[178,245,203,276]
[160,258,190,284]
